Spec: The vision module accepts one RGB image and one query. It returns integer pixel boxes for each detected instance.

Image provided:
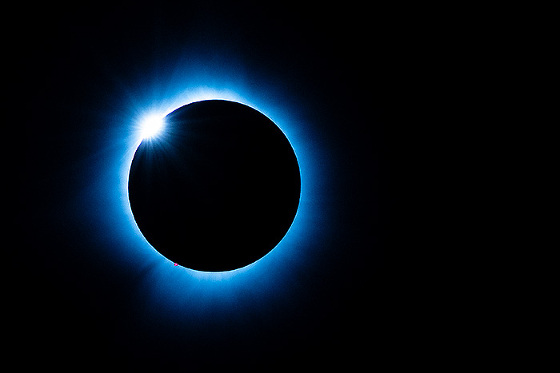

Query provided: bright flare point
[140,114,164,139]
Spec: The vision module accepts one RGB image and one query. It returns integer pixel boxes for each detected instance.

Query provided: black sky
[14,2,424,370]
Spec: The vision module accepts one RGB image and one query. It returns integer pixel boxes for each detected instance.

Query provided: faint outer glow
[84,59,333,329]
[139,114,165,139]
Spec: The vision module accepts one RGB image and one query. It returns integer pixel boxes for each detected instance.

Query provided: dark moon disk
[128,100,301,271]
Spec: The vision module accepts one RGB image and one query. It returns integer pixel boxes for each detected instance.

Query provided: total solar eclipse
[128,100,301,271]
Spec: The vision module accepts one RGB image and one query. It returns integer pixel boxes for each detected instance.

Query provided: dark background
[14,2,429,370]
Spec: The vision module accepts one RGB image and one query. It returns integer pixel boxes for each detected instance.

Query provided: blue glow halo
[83,68,334,326]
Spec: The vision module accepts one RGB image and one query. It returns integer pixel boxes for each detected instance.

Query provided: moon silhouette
[128,100,301,271]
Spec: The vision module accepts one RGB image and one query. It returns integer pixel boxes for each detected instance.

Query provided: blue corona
[86,57,332,328]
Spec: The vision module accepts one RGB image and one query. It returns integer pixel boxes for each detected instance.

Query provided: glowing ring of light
[129,98,301,272]
[91,75,331,325]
